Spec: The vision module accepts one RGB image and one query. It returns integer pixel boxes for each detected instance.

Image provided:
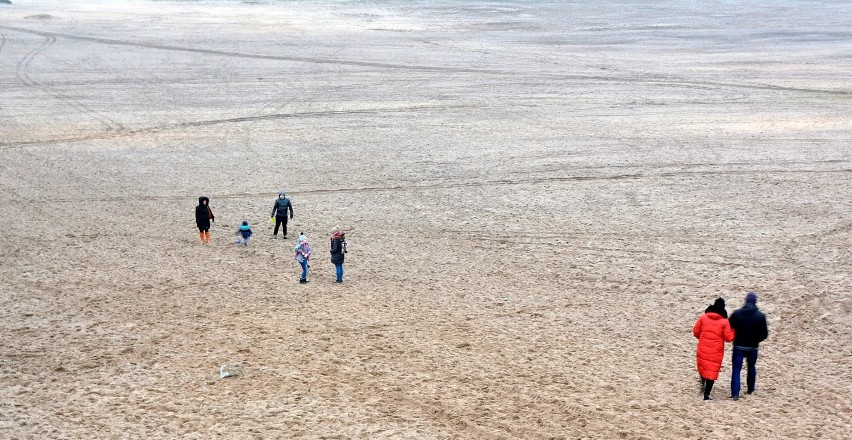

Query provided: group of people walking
[199,192,769,397]
[693,292,769,401]
[194,190,348,284]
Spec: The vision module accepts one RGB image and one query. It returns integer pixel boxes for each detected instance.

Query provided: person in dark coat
[728,291,769,400]
[195,196,214,244]
[270,190,294,238]
[330,231,347,283]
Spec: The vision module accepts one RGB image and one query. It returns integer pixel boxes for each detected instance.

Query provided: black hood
[198,196,209,205]
[705,298,728,318]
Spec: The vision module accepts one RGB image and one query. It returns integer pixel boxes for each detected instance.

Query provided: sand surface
[1,0,851,438]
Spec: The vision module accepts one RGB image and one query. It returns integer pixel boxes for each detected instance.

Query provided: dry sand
[1,0,851,438]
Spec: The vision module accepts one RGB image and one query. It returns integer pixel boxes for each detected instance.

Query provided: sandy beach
[1,0,850,438]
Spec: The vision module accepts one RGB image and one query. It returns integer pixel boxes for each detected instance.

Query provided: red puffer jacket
[693,312,735,380]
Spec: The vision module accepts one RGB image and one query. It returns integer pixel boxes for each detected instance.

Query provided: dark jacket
[195,197,214,230]
[271,197,294,219]
[330,238,346,265]
[729,303,768,349]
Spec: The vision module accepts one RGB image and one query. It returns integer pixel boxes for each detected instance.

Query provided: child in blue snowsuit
[235,220,253,246]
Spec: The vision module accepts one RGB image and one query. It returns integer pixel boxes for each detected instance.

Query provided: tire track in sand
[0,102,490,148]
[32,167,850,204]
[0,25,848,97]
[13,33,125,132]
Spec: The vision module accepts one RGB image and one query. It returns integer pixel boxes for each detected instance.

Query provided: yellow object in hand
[269,217,275,224]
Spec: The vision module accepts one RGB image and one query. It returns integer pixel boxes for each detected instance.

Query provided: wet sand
[1,0,850,438]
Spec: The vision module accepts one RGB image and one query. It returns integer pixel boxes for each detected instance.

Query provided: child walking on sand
[235,220,253,246]
[295,232,312,284]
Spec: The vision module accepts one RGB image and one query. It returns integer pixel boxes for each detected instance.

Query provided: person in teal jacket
[235,220,253,246]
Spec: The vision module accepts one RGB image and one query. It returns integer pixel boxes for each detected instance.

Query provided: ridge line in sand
[0,103,487,148]
[1,25,848,97]
[10,167,847,204]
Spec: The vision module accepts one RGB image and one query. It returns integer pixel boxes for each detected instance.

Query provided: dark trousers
[274,215,288,236]
[731,347,759,397]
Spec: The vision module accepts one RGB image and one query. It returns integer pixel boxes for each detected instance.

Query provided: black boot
[703,379,715,400]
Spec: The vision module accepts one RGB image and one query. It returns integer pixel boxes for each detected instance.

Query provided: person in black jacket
[330,231,347,283]
[270,190,294,238]
[195,196,214,244]
[728,291,769,400]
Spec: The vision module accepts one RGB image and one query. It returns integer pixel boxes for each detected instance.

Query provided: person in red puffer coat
[693,298,735,400]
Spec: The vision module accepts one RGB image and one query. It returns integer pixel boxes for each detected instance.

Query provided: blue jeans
[299,260,309,280]
[334,263,343,282]
[731,347,758,397]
